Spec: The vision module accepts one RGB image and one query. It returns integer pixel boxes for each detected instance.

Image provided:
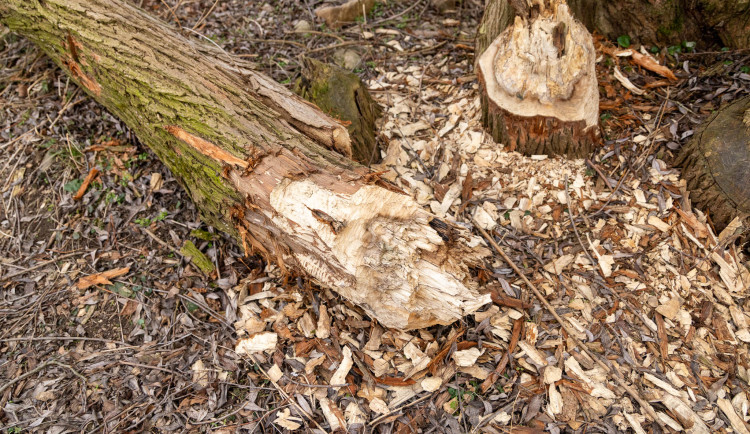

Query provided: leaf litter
[1,0,749,432]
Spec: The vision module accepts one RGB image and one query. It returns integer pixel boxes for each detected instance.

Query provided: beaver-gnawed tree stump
[476,0,600,158]
[676,95,750,231]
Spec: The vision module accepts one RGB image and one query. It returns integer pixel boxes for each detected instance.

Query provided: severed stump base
[676,95,750,231]
[479,92,600,157]
[477,0,600,158]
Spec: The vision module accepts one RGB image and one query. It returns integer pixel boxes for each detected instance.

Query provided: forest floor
[1,0,749,432]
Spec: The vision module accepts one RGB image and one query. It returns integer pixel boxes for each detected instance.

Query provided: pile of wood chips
[225,49,750,432]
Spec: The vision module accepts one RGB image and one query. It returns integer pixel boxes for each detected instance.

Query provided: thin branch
[471,220,666,428]
[0,360,87,395]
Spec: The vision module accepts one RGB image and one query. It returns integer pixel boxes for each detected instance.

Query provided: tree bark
[476,0,600,158]
[295,58,382,165]
[676,95,750,231]
[476,0,750,57]
[0,0,491,330]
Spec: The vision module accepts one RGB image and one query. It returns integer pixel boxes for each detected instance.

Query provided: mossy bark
[295,58,382,165]
[0,0,491,330]
[676,95,750,231]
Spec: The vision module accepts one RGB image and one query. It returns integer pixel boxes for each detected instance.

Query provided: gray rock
[333,49,361,70]
[294,20,312,34]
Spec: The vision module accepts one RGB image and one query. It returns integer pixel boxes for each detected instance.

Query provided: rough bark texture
[0,0,492,330]
[477,0,600,158]
[676,95,750,231]
[476,0,750,61]
[475,0,516,62]
[295,58,382,165]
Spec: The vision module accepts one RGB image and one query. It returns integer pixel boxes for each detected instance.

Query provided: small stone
[333,49,361,70]
[294,20,312,34]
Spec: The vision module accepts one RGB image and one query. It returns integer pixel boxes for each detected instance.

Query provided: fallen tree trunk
[676,95,750,232]
[0,0,491,330]
[477,0,600,157]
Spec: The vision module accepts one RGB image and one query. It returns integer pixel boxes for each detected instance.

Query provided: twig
[188,399,249,425]
[286,376,349,388]
[191,0,219,31]
[369,0,423,26]
[633,88,670,171]
[471,220,666,428]
[0,251,85,281]
[158,0,181,27]
[564,174,598,269]
[306,40,370,54]
[0,336,120,344]
[585,159,614,190]
[152,288,233,330]
[284,29,345,42]
[589,167,630,218]
[246,38,306,49]
[236,352,326,432]
[0,360,86,395]
[140,226,183,258]
[73,167,99,201]
[368,393,432,426]
[119,360,183,376]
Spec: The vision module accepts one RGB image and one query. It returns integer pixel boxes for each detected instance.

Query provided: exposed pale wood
[315,0,376,28]
[477,0,600,158]
[477,0,750,51]
[0,0,492,330]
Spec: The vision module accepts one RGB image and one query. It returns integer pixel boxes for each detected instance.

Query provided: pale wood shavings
[222,24,750,431]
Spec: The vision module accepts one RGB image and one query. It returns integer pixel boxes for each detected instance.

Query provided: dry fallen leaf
[631,50,678,81]
[273,408,302,430]
[76,267,130,289]
[119,299,138,317]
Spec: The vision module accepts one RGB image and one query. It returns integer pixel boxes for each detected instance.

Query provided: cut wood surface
[0,0,491,329]
[476,0,750,52]
[477,0,599,157]
[676,95,750,231]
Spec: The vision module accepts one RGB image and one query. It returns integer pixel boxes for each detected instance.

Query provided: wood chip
[717,398,750,434]
[235,332,278,355]
[452,347,481,367]
[331,346,353,388]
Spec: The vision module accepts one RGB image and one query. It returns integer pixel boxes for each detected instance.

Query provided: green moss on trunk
[0,0,357,241]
